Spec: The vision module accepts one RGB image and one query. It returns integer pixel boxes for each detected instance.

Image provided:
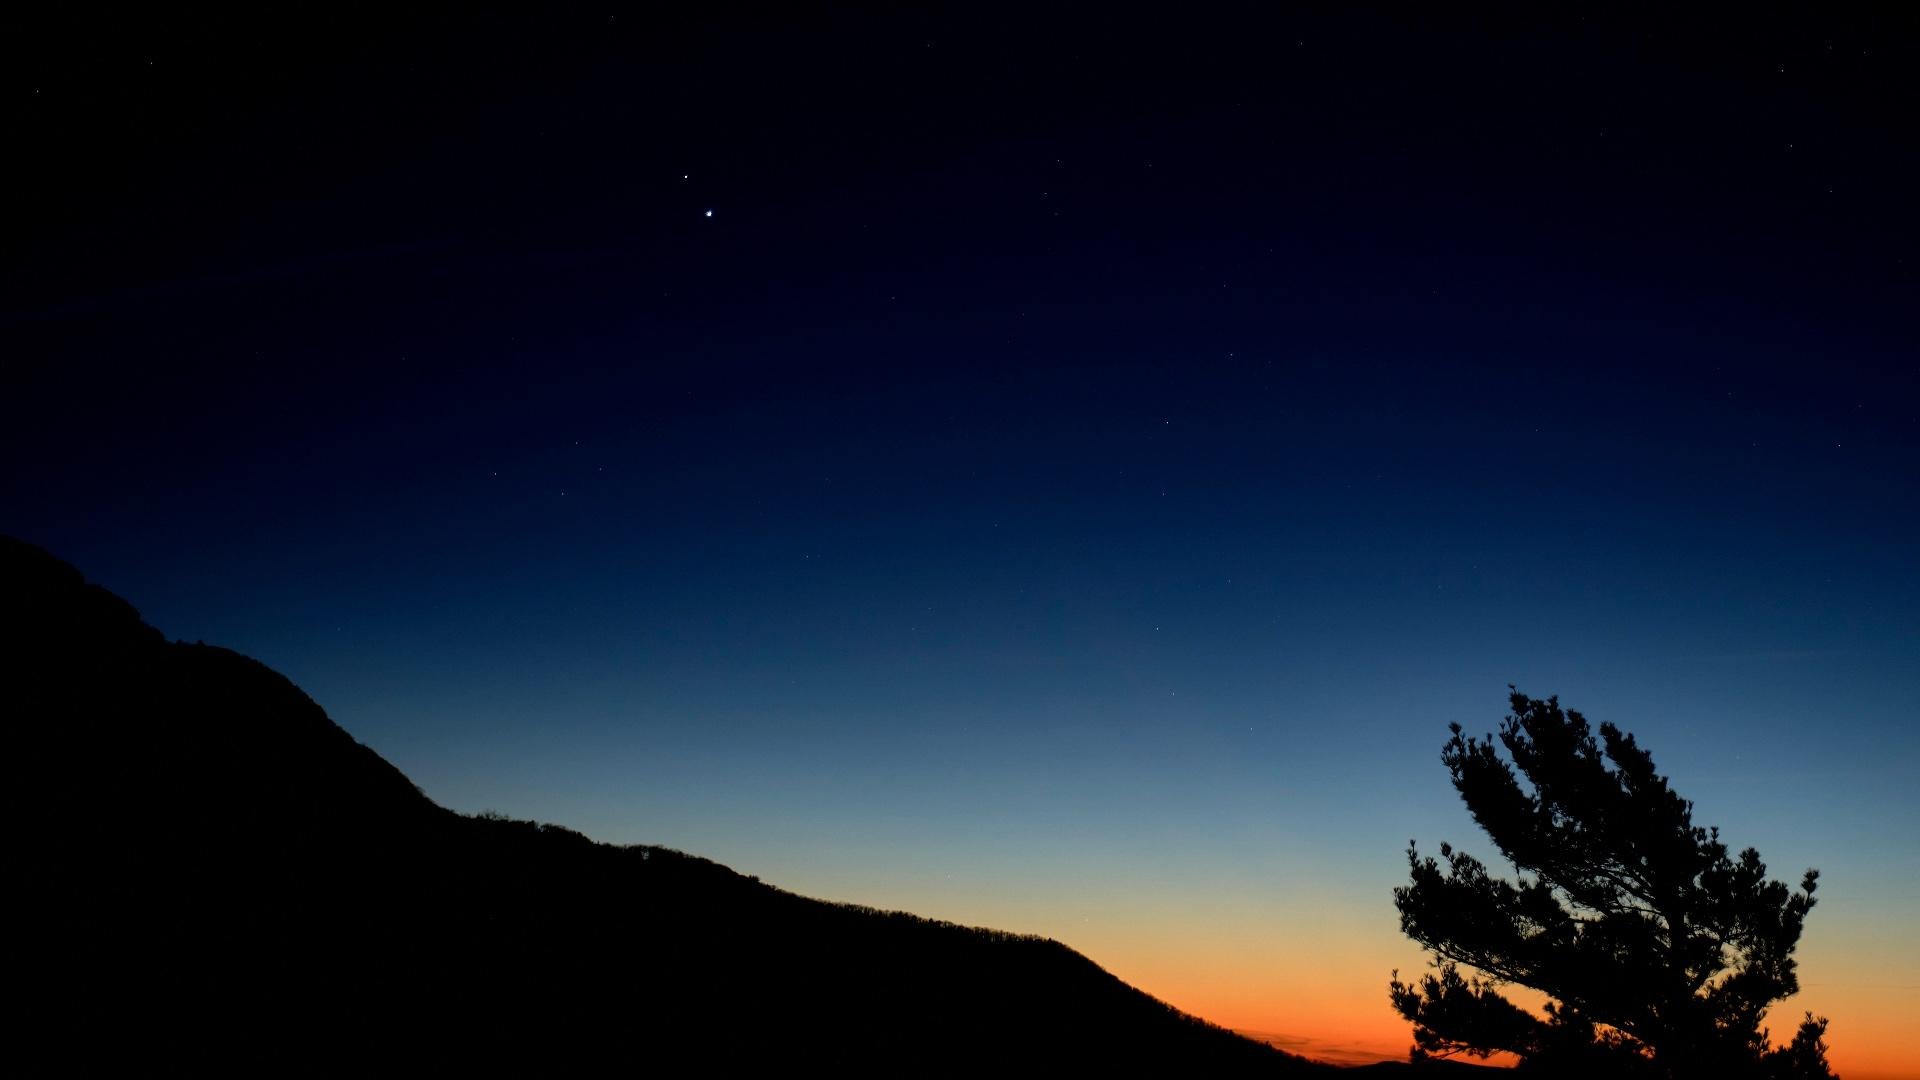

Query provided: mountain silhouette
[11,535,1429,1073]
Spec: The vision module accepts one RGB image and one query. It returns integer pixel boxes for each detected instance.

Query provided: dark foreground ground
[10,535,1497,1074]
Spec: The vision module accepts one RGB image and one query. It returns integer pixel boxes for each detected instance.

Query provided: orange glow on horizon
[1091,939,1917,1078]
[1135,979,1918,1079]
[769,862,1917,1079]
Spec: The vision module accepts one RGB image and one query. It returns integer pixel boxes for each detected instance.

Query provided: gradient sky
[6,7,1916,1075]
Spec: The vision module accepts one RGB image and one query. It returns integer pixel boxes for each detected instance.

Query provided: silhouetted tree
[1390,689,1836,1078]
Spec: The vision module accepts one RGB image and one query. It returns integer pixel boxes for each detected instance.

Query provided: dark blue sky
[5,5,1916,1068]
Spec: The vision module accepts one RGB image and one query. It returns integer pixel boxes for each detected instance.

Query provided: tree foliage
[1390,689,1836,1078]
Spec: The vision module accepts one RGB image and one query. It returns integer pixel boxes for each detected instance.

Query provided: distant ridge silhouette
[12,535,1477,1073]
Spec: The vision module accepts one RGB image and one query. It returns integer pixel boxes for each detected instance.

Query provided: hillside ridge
[6,535,1357,1073]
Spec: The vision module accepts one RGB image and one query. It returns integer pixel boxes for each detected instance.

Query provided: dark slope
[5,536,1329,1074]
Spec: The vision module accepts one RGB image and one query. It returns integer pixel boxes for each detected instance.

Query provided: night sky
[6,6,1917,1073]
